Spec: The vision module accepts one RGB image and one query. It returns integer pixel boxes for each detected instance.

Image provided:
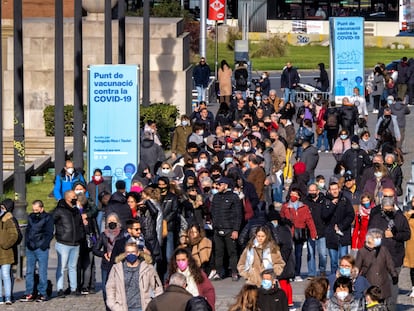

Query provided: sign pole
[215,20,218,79]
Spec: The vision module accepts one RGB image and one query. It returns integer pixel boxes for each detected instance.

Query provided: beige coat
[106,257,163,311]
[237,242,285,287]
[404,211,414,267]
[218,65,232,96]
[191,236,212,267]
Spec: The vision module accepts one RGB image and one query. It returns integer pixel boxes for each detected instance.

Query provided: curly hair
[142,186,161,202]
[168,248,204,284]
[246,226,279,252]
[229,284,259,311]
[305,277,329,302]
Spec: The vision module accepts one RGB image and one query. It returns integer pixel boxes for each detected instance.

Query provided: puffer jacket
[303,194,327,238]
[211,189,243,232]
[140,199,162,263]
[53,170,86,200]
[26,212,54,251]
[106,256,163,311]
[53,199,84,246]
[326,294,362,311]
[0,212,18,265]
[270,223,295,280]
[161,192,179,232]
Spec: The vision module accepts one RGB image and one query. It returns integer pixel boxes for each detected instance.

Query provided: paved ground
[4,102,414,310]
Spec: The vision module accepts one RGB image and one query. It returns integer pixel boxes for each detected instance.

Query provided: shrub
[226,27,242,51]
[251,35,287,58]
[184,20,200,55]
[43,105,87,136]
[140,103,179,148]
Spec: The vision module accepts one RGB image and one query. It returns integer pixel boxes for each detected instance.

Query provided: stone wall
[3,17,192,136]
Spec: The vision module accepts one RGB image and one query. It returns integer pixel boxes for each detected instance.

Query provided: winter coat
[257,287,288,311]
[328,272,370,301]
[171,125,192,156]
[332,138,351,162]
[211,189,243,232]
[371,73,385,96]
[324,107,340,130]
[281,67,300,89]
[355,245,397,299]
[53,170,86,200]
[374,115,401,141]
[217,65,232,96]
[106,192,133,229]
[191,237,212,267]
[326,294,361,311]
[0,212,18,265]
[321,193,355,249]
[87,179,110,211]
[146,285,193,311]
[140,138,166,174]
[93,229,125,270]
[271,139,287,172]
[300,145,319,180]
[366,302,388,310]
[404,211,414,268]
[351,212,370,250]
[53,199,85,246]
[237,241,286,286]
[301,297,324,311]
[390,101,410,128]
[247,166,266,201]
[303,194,327,238]
[234,66,249,91]
[238,214,269,247]
[193,63,211,87]
[341,148,371,183]
[106,258,163,311]
[140,199,162,263]
[270,223,295,280]
[363,176,396,203]
[161,192,179,233]
[25,211,54,251]
[368,209,410,268]
[280,201,317,240]
[339,104,358,133]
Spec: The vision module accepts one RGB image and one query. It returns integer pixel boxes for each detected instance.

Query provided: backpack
[326,111,338,128]
[185,296,213,311]
[238,74,247,87]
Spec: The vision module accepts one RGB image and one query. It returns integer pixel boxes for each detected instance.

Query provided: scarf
[245,239,273,272]
[104,227,121,253]
[359,204,371,217]
[92,175,104,185]
[178,268,199,297]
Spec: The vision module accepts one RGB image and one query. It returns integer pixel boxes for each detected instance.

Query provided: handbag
[293,227,308,243]
[243,197,254,221]
[315,127,324,135]
[162,219,168,238]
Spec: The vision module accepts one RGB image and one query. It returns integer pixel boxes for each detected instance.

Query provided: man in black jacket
[20,200,54,302]
[53,190,84,298]
[106,180,132,229]
[257,269,288,311]
[368,196,410,311]
[210,177,242,281]
[304,184,327,278]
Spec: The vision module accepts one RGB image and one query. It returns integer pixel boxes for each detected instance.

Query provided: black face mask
[141,171,148,178]
[308,193,317,199]
[71,199,77,206]
[159,187,168,193]
[189,195,197,200]
[384,115,391,120]
[203,187,211,193]
[211,174,221,180]
[270,138,276,143]
[384,210,395,218]
[108,222,117,230]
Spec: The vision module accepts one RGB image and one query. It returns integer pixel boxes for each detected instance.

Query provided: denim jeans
[284,88,296,104]
[196,85,206,102]
[307,237,327,276]
[316,130,329,151]
[294,242,304,276]
[328,245,348,274]
[96,211,104,233]
[0,264,11,302]
[25,248,49,295]
[272,181,284,204]
[55,242,80,291]
[101,268,109,303]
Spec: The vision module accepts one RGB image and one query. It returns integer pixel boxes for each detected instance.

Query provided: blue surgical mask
[244,162,250,169]
[126,254,138,263]
[339,267,351,277]
[182,120,188,126]
[387,99,393,105]
[373,237,382,247]
[224,157,233,164]
[261,279,272,290]
[340,135,348,140]
[211,188,219,195]
[362,202,371,208]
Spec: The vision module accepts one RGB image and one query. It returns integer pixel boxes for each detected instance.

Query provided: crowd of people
[0,59,414,311]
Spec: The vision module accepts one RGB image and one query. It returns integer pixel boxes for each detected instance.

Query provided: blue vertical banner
[88,65,139,192]
[330,17,364,103]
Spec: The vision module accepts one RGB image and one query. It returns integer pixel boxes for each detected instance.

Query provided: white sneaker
[409,289,414,298]
[208,270,217,280]
[372,109,378,114]
[294,276,303,282]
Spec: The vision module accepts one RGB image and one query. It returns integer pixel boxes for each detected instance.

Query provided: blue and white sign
[88,65,139,192]
[330,17,364,103]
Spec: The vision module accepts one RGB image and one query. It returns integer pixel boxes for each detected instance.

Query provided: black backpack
[185,296,213,311]
[326,111,338,128]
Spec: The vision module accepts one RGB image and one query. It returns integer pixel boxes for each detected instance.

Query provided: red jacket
[280,202,317,239]
[351,213,370,249]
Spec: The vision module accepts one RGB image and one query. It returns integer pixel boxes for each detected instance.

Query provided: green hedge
[140,103,179,148]
[44,103,179,148]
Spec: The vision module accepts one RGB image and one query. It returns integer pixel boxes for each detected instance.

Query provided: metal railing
[296,91,332,102]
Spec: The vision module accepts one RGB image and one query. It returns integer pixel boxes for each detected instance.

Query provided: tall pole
[105,0,112,64]
[55,0,65,176]
[214,20,218,79]
[118,0,126,64]
[13,0,27,220]
[0,0,4,196]
[73,0,84,170]
[143,0,150,106]
[200,0,207,57]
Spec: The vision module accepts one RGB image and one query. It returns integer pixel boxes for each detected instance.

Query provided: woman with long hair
[228,284,259,311]
[168,248,215,310]
[126,191,140,219]
[302,277,329,310]
[188,223,212,273]
[237,226,285,286]
[218,60,232,105]
[351,193,375,251]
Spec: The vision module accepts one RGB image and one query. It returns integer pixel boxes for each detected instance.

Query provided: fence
[295,91,332,103]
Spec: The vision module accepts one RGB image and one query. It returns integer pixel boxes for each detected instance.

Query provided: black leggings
[411,268,414,286]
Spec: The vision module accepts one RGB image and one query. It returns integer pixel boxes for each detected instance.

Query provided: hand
[264,179,270,186]
[334,224,339,232]
[171,152,177,161]
[385,228,394,238]
[104,252,111,261]
[231,231,239,240]
[392,276,399,285]
[143,247,151,255]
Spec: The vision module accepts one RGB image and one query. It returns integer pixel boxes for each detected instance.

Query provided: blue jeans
[284,88,296,103]
[328,245,348,274]
[25,248,49,295]
[0,264,11,302]
[101,268,109,303]
[196,85,206,102]
[55,242,80,291]
[307,237,327,276]
[316,130,329,151]
[272,182,284,203]
[294,242,304,276]
[97,211,104,233]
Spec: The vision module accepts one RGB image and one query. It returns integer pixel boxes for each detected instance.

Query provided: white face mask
[161,169,170,175]
[336,291,348,301]
[262,74,266,79]
[340,169,345,176]
[374,172,383,178]
[66,167,74,175]
[198,130,204,136]
[182,120,188,126]
[94,175,102,181]
[199,159,208,165]
[74,190,83,195]
[243,146,250,152]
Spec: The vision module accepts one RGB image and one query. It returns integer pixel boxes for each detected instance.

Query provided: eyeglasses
[132,227,141,231]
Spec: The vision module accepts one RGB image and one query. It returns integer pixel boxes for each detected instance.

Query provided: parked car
[385,60,400,82]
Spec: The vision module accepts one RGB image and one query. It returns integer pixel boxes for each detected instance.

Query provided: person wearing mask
[388,95,410,150]
[363,163,396,205]
[217,59,232,105]
[87,168,110,232]
[106,242,163,311]
[332,129,351,162]
[53,190,84,298]
[371,66,385,114]
[193,57,211,103]
[384,153,403,197]
[404,196,414,298]
[326,276,362,310]
[341,135,371,185]
[368,196,410,311]
[280,62,300,103]
[259,72,271,96]
[339,97,358,138]
[171,115,192,161]
[20,200,54,303]
[257,269,288,311]
[322,182,355,274]
[351,193,375,251]
[210,177,242,281]
[53,160,86,200]
[106,180,133,229]
[350,87,368,121]
[280,188,317,282]
[374,107,400,146]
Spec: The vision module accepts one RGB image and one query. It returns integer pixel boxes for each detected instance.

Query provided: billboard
[330,17,364,103]
[88,65,139,192]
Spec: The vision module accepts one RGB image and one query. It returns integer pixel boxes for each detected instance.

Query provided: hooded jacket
[26,211,54,251]
[0,212,18,265]
[106,191,133,229]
